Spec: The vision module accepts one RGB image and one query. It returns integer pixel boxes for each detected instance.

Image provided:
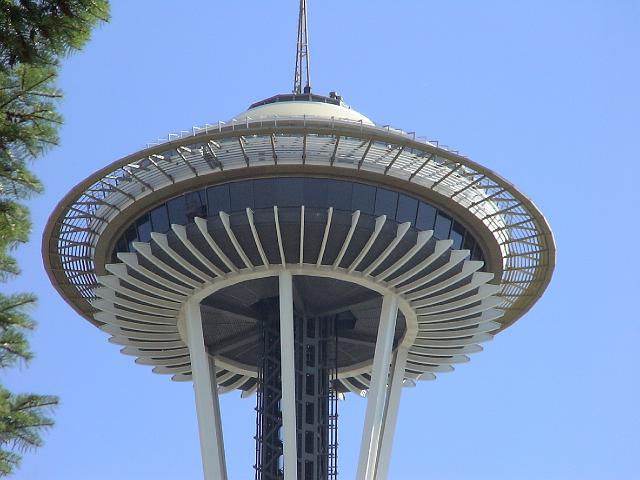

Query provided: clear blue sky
[4,1,639,478]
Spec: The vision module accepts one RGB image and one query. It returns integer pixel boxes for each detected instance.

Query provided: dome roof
[232,93,374,125]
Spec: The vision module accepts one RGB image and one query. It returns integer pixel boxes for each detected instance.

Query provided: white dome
[232,100,374,125]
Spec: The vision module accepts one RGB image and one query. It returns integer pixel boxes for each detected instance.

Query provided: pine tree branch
[0,72,56,109]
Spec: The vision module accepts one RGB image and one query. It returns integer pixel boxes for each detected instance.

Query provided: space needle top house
[43,1,555,479]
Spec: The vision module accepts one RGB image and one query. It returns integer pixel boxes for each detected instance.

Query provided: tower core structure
[43,3,555,480]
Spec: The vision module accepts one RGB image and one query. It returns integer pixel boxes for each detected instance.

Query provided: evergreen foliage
[0,0,109,70]
[0,0,109,474]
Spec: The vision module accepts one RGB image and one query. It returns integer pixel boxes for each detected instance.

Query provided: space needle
[42,1,555,479]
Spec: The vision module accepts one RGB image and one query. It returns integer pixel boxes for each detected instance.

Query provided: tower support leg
[376,345,410,480]
[279,271,299,480]
[185,299,228,480]
[357,294,400,480]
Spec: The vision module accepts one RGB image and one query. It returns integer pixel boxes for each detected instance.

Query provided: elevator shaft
[255,298,338,480]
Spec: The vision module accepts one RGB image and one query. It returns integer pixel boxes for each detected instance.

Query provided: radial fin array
[93,207,503,395]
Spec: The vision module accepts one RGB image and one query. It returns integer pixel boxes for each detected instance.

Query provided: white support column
[376,345,410,480]
[185,299,228,480]
[279,271,298,480]
[357,294,399,480]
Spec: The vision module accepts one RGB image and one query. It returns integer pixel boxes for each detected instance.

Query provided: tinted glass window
[304,178,328,207]
[374,188,398,218]
[136,213,152,242]
[167,196,187,225]
[150,205,170,233]
[277,177,304,206]
[113,236,128,259]
[451,221,465,249]
[230,181,253,211]
[434,212,453,239]
[396,195,418,224]
[463,233,476,253]
[451,228,464,249]
[185,190,207,219]
[207,184,230,215]
[351,183,375,214]
[472,243,483,261]
[327,180,352,210]
[416,202,437,230]
[124,224,138,252]
[253,178,276,208]
[115,176,485,265]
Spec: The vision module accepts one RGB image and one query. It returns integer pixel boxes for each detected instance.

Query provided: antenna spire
[293,0,311,94]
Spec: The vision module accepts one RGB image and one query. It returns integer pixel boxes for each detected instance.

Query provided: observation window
[327,180,352,211]
[396,194,418,224]
[254,178,276,208]
[185,190,207,220]
[136,214,152,243]
[113,176,486,266]
[167,196,187,225]
[277,177,304,206]
[434,212,453,239]
[416,202,437,231]
[304,178,329,207]
[124,224,137,252]
[351,183,376,214]
[230,181,253,211]
[374,188,398,218]
[150,205,170,233]
[206,184,231,215]
[451,221,465,249]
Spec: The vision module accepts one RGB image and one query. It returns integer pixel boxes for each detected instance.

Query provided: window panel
[434,212,453,239]
[304,178,328,207]
[351,183,375,214]
[114,236,127,257]
[167,195,187,225]
[396,194,418,224]
[327,180,352,210]
[206,184,231,215]
[462,233,476,253]
[253,178,276,208]
[472,243,483,262]
[416,202,437,231]
[451,221,465,249]
[114,177,486,272]
[277,177,304,206]
[374,188,398,218]
[136,213,152,242]
[185,190,207,219]
[451,229,464,249]
[230,181,253,211]
[124,224,138,252]
[150,205,170,233]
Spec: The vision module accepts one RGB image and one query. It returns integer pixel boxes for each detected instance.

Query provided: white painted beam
[184,299,228,480]
[357,294,399,480]
[376,346,410,480]
[279,271,298,480]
